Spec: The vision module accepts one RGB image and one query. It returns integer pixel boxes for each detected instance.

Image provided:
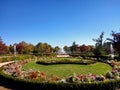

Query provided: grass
[22,61,112,77]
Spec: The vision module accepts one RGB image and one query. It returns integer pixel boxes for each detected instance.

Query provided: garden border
[0,60,120,90]
[0,70,120,90]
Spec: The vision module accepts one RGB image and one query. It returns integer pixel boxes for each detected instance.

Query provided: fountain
[110,43,114,59]
[57,48,66,55]
[57,48,69,57]
[14,44,16,56]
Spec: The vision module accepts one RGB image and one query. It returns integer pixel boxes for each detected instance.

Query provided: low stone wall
[0,61,14,67]
[56,54,70,58]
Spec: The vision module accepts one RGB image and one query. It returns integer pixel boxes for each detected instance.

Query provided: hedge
[36,59,96,65]
[0,69,120,90]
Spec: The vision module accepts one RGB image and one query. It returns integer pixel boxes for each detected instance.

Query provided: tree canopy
[0,37,7,54]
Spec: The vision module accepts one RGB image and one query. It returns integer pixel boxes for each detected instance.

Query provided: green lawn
[22,61,112,77]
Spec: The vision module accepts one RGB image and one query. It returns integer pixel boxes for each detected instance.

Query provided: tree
[103,42,111,55]
[25,44,34,54]
[87,45,94,52]
[53,46,60,53]
[35,42,53,54]
[0,37,7,54]
[93,46,106,56]
[44,43,52,53]
[16,41,28,54]
[93,32,104,47]
[63,46,70,54]
[9,45,14,54]
[70,41,79,53]
[107,31,120,57]
[79,44,89,53]
[93,32,106,56]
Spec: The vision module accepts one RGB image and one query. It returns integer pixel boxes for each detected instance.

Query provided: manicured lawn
[22,61,112,77]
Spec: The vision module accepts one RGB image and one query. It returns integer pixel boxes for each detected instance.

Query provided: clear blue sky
[0,0,120,47]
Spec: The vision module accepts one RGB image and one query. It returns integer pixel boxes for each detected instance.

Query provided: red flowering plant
[37,72,47,82]
[2,63,22,77]
[47,74,60,82]
[40,72,46,77]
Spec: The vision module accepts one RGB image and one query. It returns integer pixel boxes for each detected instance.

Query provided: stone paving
[0,61,14,67]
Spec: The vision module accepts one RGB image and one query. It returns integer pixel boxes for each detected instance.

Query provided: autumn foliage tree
[16,41,27,54]
[24,44,34,54]
[79,44,89,53]
[0,37,7,54]
[78,45,94,56]
[35,42,52,54]
[16,41,35,54]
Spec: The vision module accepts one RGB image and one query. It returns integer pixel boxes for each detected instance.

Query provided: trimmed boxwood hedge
[36,59,96,65]
[0,67,120,90]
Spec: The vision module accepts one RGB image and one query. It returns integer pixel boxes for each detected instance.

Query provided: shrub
[2,57,8,62]
[36,59,96,65]
[0,58,2,62]
[0,55,36,62]
[106,71,113,79]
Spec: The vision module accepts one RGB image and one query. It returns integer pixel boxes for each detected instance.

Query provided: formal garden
[0,55,120,90]
[0,32,120,90]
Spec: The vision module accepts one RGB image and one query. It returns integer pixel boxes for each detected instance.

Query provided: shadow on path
[0,80,22,90]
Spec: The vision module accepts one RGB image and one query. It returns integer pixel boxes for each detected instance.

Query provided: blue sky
[0,0,120,47]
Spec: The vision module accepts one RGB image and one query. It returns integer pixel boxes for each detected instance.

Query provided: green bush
[33,53,57,57]
[0,55,36,62]
[36,59,96,65]
[2,57,8,62]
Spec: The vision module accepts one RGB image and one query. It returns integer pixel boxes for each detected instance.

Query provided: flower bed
[0,55,35,62]
[0,60,120,90]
